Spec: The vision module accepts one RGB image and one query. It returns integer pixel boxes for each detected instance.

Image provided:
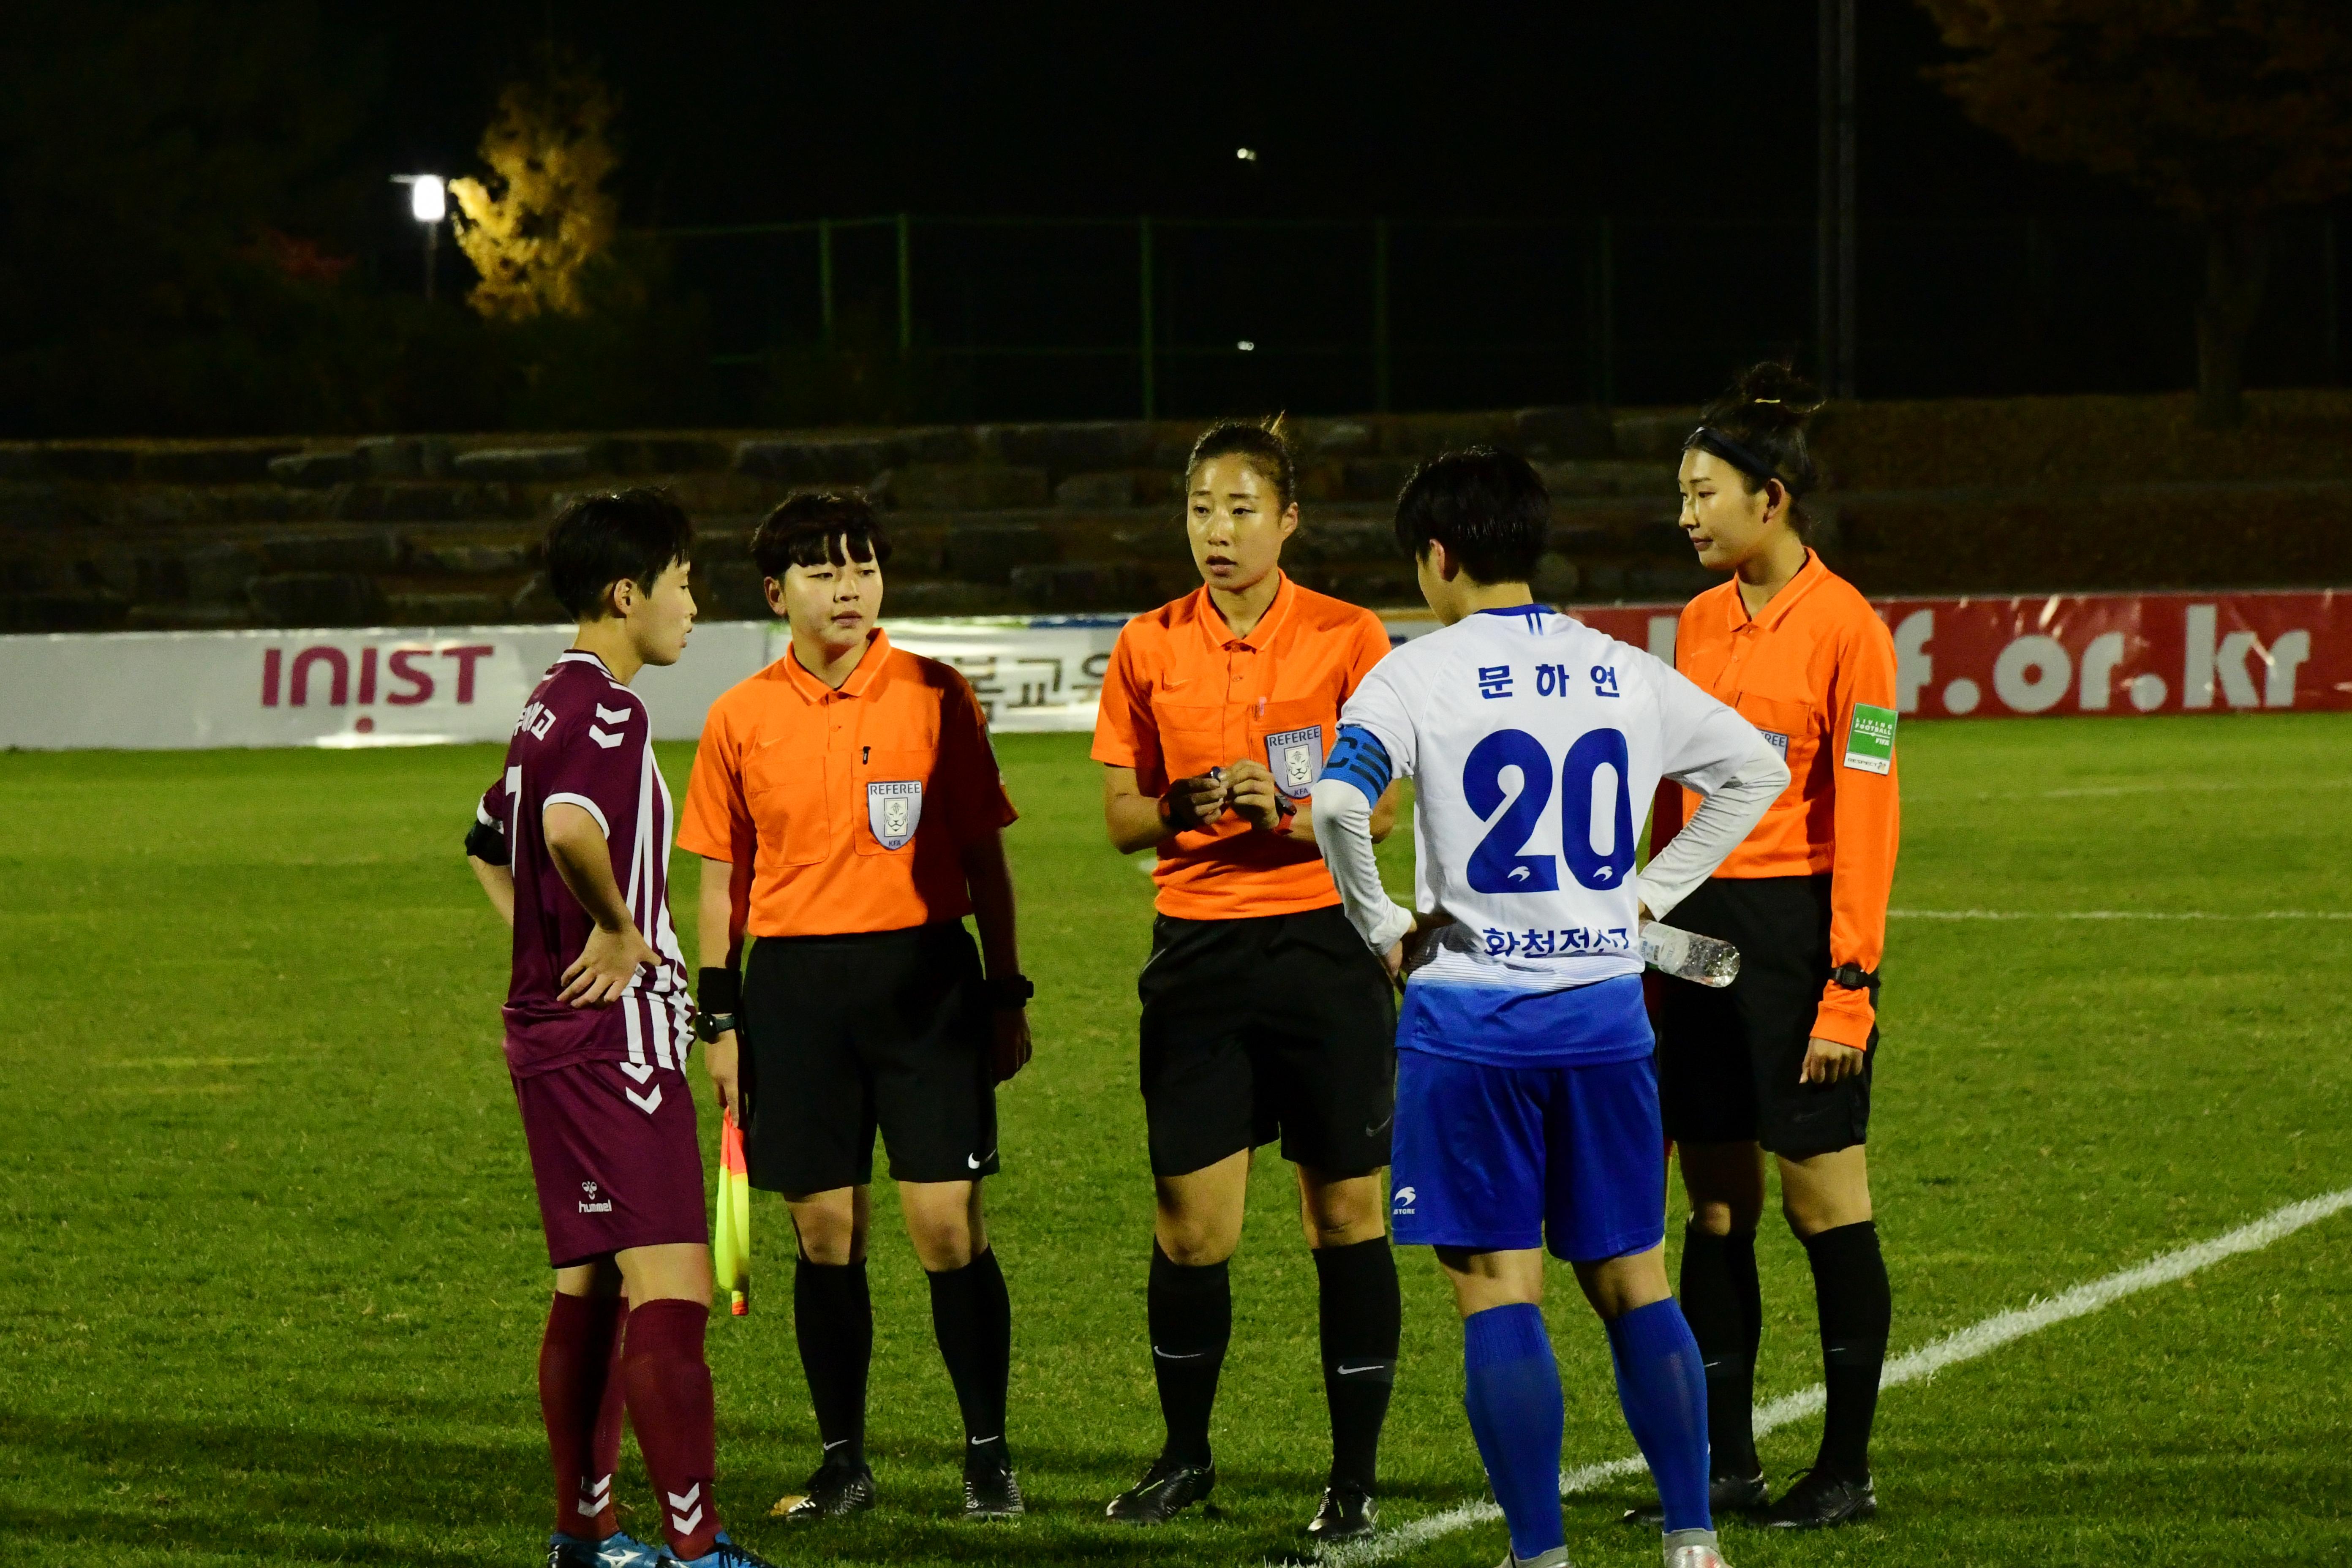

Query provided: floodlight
[1236,147,1258,161]
[409,174,446,223]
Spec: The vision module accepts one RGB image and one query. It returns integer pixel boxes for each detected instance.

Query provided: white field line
[1908,777,2352,804]
[1310,1185,2352,1568]
[1892,909,2351,921]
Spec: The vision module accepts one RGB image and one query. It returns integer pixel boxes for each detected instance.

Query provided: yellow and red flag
[713,1110,751,1315]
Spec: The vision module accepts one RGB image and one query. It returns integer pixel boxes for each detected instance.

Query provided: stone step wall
[4,399,2347,633]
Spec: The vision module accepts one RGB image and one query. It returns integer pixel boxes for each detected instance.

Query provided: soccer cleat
[1305,1484,1376,1542]
[1661,1527,1731,1568]
[1619,1471,1769,1526]
[546,1531,661,1568]
[1105,1455,1217,1524]
[770,1458,877,1521]
[961,1448,1026,1520]
[662,1532,782,1567]
[1492,1547,1572,1568]
[1757,1467,1875,1530]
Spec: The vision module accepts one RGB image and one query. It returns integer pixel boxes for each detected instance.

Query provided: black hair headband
[1683,425,1782,485]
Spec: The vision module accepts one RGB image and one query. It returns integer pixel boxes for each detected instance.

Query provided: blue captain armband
[1321,725,1394,806]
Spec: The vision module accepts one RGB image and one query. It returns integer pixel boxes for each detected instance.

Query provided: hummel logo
[588,725,625,749]
[581,1181,599,1198]
[625,1083,664,1115]
[595,704,632,724]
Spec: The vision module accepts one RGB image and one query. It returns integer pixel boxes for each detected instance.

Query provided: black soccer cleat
[1620,1470,1769,1526]
[1305,1484,1377,1542]
[962,1443,1026,1521]
[771,1458,877,1522]
[1758,1467,1875,1529]
[1105,1455,1217,1524]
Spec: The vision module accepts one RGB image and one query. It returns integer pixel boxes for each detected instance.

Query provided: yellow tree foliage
[449,67,618,320]
[1915,0,2352,425]
[1915,0,2352,221]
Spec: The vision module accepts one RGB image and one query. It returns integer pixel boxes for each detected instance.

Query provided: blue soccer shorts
[1389,1046,1667,1264]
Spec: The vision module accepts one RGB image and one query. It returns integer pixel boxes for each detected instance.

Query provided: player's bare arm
[696,855,746,1116]
[961,828,1032,1083]
[468,852,516,929]
[1100,763,1228,852]
[544,801,659,1007]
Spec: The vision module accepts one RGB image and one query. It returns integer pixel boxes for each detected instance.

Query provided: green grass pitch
[2,714,2348,1566]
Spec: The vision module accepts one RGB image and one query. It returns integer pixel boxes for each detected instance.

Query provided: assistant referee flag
[713,1111,751,1316]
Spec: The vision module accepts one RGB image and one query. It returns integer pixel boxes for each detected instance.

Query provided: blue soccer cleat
[546,1530,662,1568]
[662,1532,780,1568]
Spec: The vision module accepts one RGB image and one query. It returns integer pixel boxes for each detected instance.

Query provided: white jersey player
[1311,449,1785,1568]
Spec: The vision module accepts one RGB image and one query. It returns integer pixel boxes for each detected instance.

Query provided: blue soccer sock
[1605,1297,1713,1534]
[1461,1304,1565,1563]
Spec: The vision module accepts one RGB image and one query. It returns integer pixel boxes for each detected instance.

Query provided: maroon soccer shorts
[512,1058,708,1268]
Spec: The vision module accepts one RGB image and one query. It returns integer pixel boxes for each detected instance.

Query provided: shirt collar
[784,627,892,700]
[1197,572,1294,652]
[1729,550,1826,633]
[555,649,614,675]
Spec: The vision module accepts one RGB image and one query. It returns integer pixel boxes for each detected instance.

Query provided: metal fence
[642,212,2347,422]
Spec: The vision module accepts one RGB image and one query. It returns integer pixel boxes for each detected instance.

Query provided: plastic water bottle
[1640,922,1740,987]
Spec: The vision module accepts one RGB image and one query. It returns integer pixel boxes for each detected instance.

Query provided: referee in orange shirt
[1092,418,1406,1543]
[679,492,1033,1524]
[1640,364,1898,1531]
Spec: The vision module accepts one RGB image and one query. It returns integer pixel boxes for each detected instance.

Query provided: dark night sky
[356,2,2141,232]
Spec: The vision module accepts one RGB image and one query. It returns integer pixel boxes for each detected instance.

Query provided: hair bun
[1731,359,1821,420]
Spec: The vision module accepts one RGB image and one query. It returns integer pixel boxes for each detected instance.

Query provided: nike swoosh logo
[1364,1116,1394,1137]
[968,1151,995,1169]
[1153,1348,1210,1360]
[1336,1362,1391,1376]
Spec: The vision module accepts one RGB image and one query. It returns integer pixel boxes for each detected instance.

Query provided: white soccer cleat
[1495,1549,1572,1568]
[1661,1527,1729,1568]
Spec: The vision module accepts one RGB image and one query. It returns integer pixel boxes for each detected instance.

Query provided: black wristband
[463,818,508,866]
[1829,962,1878,991]
[698,965,741,1016]
[987,974,1035,1010]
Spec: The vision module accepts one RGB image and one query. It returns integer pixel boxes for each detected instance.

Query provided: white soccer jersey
[1334,604,1774,993]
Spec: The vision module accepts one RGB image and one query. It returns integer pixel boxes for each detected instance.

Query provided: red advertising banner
[1549,590,2351,718]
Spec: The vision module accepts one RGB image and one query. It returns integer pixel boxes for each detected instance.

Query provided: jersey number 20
[1463,727,1633,893]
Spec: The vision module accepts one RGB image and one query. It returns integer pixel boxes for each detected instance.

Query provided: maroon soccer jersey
[477,651,693,1078]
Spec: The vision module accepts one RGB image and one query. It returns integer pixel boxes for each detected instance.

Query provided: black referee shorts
[738,920,998,1194]
[1138,905,1397,1180]
[1655,874,1876,1160]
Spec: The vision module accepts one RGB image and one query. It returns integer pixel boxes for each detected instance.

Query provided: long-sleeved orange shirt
[1651,552,1900,1049]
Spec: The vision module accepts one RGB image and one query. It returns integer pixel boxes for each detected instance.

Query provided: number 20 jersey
[1334,604,1767,996]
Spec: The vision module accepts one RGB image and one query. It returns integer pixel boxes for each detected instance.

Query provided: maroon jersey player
[464,490,775,1568]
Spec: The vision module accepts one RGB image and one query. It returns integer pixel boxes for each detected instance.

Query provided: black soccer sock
[1147,1241,1231,1468]
[1678,1221,1762,1477]
[1313,1236,1400,1494]
[793,1255,873,1468]
[1802,1220,1890,1484]
[926,1247,1013,1465]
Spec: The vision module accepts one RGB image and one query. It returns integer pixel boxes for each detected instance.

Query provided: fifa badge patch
[1844,704,1897,775]
[867,780,923,849]
[1265,725,1325,800]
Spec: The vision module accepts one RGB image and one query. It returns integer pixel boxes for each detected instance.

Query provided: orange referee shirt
[678,629,1017,939]
[1653,552,1900,1050]
[1093,574,1393,921]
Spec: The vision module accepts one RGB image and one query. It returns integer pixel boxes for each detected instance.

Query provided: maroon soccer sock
[539,1290,626,1537]
[622,1299,723,1560]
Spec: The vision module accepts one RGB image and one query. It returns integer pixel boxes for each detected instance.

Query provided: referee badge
[867,780,923,850]
[1266,725,1324,800]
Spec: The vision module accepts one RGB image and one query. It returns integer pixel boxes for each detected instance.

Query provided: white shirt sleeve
[1335,656,1420,783]
[1315,656,1419,955]
[1634,660,1791,919]
[1311,774,1416,955]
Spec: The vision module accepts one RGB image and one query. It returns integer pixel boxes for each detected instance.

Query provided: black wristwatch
[986,975,1034,1010]
[694,1009,739,1043]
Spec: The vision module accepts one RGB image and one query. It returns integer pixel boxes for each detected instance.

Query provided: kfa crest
[867,780,923,850]
[1265,725,1324,800]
